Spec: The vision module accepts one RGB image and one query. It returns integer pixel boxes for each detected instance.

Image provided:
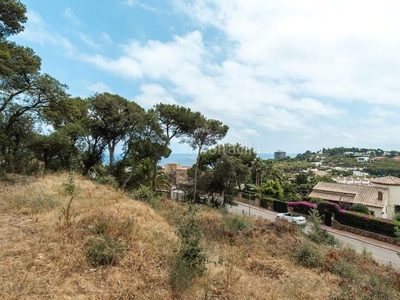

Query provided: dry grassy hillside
[1,173,399,299]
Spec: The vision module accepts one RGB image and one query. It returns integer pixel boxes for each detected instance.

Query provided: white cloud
[100,32,112,45]
[63,8,81,25]
[134,84,177,108]
[86,82,112,94]
[78,33,103,50]
[36,0,400,152]
[122,0,157,11]
[17,11,75,54]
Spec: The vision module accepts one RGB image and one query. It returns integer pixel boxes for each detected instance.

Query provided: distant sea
[158,153,297,167]
[105,152,298,166]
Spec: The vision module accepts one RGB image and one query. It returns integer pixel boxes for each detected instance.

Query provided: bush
[335,210,400,237]
[86,236,124,267]
[307,209,337,245]
[131,185,161,209]
[169,205,207,293]
[223,214,251,234]
[393,213,400,222]
[288,201,317,215]
[330,260,357,280]
[260,197,276,209]
[350,203,370,214]
[96,175,119,189]
[317,202,341,215]
[294,242,322,268]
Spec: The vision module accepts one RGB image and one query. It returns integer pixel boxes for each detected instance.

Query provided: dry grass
[1,173,400,299]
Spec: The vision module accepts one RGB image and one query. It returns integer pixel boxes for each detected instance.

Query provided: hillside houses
[309,175,400,219]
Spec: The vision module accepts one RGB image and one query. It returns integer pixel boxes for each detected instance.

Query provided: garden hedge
[288,201,317,215]
[335,210,400,237]
[273,200,288,213]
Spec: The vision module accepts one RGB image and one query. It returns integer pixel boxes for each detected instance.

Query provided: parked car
[276,212,307,225]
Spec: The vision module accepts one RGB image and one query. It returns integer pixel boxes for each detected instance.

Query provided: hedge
[288,201,317,215]
[238,190,256,200]
[287,200,400,238]
[317,202,341,215]
[273,200,288,213]
[335,210,400,238]
[260,197,277,210]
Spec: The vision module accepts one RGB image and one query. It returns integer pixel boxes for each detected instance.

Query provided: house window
[378,191,383,201]
[395,205,400,214]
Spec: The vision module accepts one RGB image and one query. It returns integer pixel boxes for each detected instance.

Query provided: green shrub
[294,242,322,268]
[86,236,124,267]
[223,214,251,234]
[93,220,108,235]
[96,175,119,189]
[330,260,357,280]
[288,201,316,215]
[169,205,207,293]
[335,210,400,237]
[317,202,341,215]
[260,197,276,209]
[393,213,400,222]
[307,208,337,245]
[350,203,370,214]
[130,184,160,209]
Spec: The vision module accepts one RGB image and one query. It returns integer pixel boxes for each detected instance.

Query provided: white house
[370,176,400,219]
[310,175,400,219]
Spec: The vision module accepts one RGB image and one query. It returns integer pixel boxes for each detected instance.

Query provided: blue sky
[11,0,400,155]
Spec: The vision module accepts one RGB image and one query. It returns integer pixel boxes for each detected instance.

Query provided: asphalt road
[229,202,400,269]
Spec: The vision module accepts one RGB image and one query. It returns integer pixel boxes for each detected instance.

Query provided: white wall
[372,184,400,219]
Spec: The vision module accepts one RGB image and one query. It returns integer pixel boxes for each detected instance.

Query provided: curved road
[229,202,400,269]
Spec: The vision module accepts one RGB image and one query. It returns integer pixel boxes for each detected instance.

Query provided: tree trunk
[192,147,202,202]
[108,142,115,167]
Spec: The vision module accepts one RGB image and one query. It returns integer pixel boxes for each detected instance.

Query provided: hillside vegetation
[1,173,400,299]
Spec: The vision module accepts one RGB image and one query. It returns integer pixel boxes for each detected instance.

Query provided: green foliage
[365,157,400,177]
[294,242,322,268]
[288,201,317,215]
[394,226,400,258]
[335,210,400,237]
[96,175,119,189]
[0,0,27,38]
[317,201,341,215]
[350,203,370,214]
[260,197,276,209]
[222,214,251,234]
[92,220,108,235]
[130,184,155,202]
[329,260,357,280]
[86,236,124,267]
[169,205,207,293]
[393,213,400,222]
[130,184,160,209]
[62,172,76,196]
[261,179,284,200]
[307,209,337,245]
[59,172,76,226]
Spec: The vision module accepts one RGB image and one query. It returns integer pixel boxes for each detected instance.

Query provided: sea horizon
[159,152,298,167]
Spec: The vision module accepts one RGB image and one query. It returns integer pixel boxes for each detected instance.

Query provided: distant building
[274,149,286,160]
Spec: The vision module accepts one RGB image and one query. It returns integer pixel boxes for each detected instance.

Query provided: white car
[276,212,307,225]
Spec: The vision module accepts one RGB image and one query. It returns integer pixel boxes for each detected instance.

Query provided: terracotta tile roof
[309,182,388,208]
[370,175,400,186]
